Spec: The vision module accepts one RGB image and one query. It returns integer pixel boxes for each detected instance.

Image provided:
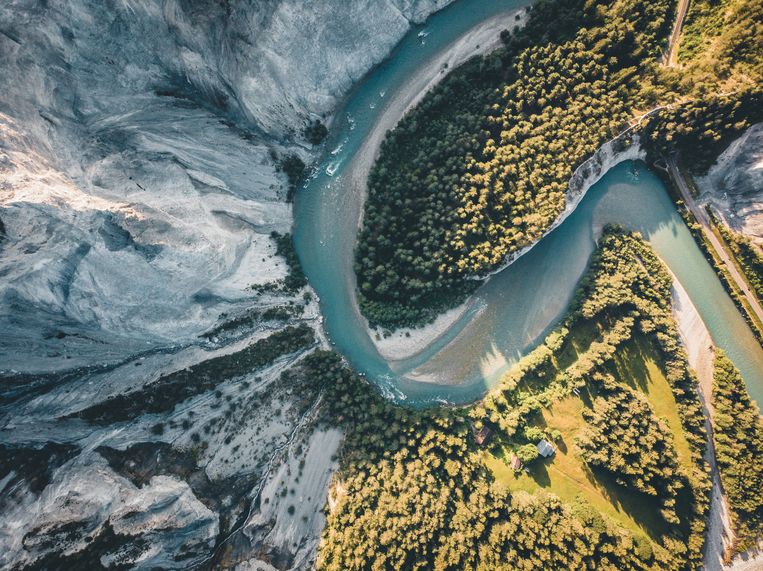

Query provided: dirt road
[667,158,763,328]
[665,0,691,66]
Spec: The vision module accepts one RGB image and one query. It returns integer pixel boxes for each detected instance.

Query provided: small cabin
[471,423,492,446]
[537,439,555,458]
[510,455,522,471]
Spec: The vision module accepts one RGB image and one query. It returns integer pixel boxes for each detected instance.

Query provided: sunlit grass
[609,335,694,476]
[486,397,667,543]
[485,332,695,545]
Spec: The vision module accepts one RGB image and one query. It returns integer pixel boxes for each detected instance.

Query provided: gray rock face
[3,453,219,570]
[698,123,763,243]
[0,0,451,373]
[0,0,451,568]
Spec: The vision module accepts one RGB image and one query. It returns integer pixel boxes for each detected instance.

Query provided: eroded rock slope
[0,1,451,568]
[699,123,763,243]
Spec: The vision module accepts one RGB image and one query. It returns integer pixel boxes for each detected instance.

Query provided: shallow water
[293,0,763,407]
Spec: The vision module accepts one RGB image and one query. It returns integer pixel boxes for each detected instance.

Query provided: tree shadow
[528,459,552,488]
[582,464,673,540]
[607,334,653,392]
[556,317,602,371]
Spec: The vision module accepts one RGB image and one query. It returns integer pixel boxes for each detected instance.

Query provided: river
[293,0,763,407]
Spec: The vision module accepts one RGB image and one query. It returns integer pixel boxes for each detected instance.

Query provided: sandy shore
[672,279,715,401]
[724,546,763,571]
[346,7,528,364]
[672,278,763,570]
[372,304,476,362]
[671,279,734,570]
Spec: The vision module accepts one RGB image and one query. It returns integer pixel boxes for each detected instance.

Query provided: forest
[355,0,673,327]
[308,228,712,570]
[711,351,763,555]
[714,225,763,303]
[642,92,763,173]
[270,231,307,292]
[577,376,684,525]
[355,0,763,328]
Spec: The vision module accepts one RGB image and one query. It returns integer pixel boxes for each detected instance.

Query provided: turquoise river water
[293,0,763,407]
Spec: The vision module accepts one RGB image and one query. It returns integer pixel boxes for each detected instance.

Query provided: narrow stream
[293,0,763,407]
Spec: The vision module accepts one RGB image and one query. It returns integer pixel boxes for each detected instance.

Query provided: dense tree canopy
[711,351,763,555]
[578,377,685,524]
[311,0,763,558]
[643,91,763,173]
[306,348,658,571]
[311,229,712,570]
[355,0,676,327]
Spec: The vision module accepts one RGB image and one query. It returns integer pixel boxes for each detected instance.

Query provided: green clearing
[485,401,667,543]
[609,335,695,474]
[486,331,696,545]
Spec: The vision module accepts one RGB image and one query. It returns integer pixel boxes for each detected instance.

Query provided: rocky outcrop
[2,452,218,569]
[698,123,763,243]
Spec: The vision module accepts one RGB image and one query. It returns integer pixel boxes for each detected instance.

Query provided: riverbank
[372,303,479,362]
[351,8,528,363]
[671,278,763,570]
[375,137,645,372]
[482,133,647,279]
[671,278,735,570]
[666,157,763,342]
[348,8,527,194]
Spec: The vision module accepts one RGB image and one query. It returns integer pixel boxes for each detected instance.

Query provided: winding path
[665,0,691,66]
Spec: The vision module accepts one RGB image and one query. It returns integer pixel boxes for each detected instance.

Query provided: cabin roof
[537,439,555,457]
[471,423,492,446]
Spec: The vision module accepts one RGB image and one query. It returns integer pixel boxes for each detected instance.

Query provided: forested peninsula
[355,0,763,328]
[308,228,713,570]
